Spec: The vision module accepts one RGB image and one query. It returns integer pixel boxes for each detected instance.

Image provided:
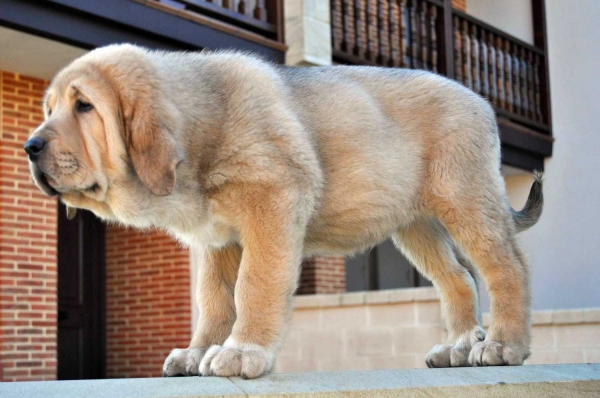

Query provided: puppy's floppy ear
[118,79,183,196]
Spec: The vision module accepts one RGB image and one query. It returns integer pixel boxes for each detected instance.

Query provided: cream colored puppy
[25,44,543,378]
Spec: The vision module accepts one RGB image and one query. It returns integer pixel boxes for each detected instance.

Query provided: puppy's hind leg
[162,244,241,376]
[434,196,531,366]
[393,218,484,367]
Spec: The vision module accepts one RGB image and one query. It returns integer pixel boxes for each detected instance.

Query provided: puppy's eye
[75,99,94,113]
[47,108,52,116]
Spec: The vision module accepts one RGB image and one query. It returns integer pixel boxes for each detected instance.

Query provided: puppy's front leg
[199,186,306,379]
[163,244,241,376]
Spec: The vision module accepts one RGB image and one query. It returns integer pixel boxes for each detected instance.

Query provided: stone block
[321,306,368,330]
[416,302,442,325]
[553,309,583,324]
[413,287,439,302]
[345,329,394,357]
[531,325,556,349]
[394,326,444,355]
[555,324,600,348]
[368,304,415,327]
[582,308,600,323]
[340,291,365,307]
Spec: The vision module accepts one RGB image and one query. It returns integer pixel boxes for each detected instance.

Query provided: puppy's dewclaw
[27,44,543,378]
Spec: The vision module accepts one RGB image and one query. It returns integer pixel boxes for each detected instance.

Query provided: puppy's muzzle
[24,137,47,161]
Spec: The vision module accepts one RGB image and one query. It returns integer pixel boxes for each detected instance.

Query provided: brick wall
[453,0,467,12]
[105,226,191,378]
[298,256,346,295]
[0,70,57,382]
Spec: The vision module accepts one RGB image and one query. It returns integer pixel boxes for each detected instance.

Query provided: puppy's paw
[426,326,485,368]
[468,339,529,366]
[199,344,274,379]
[162,347,206,376]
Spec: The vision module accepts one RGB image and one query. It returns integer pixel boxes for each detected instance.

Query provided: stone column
[284,0,333,66]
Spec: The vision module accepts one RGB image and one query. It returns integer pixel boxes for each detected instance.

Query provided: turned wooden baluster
[389,0,401,66]
[462,20,472,88]
[504,40,513,113]
[496,36,505,110]
[254,0,267,21]
[471,25,480,93]
[534,54,543,122]
[409,0,419,68]
[377,0,390,65]
[399,0,409,67]
[430,5,438,73]
[488,32,497,106]
[342,0,356,53]
[332,0,343,51]
[355,0,367,58]
[365,0,377,61]
[527,51,536,120]
[420,1,428,70]
[479,28,489,99]
[520,47,529,118]
[454,16,463,84]
[512,44,521,115]
[238,0,251,16]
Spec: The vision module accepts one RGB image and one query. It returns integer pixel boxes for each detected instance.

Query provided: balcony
[139,0,284,47]
[330,0,552,171]
[0,0,286,62]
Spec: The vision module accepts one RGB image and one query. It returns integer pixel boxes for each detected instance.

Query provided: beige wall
[495,0,600,311]
[276,288,600,372]
[466,0,533,44]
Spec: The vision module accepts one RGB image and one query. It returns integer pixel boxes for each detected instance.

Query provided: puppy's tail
[512,171,544,233]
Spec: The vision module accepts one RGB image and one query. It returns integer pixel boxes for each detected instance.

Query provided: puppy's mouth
[33,170,60,197]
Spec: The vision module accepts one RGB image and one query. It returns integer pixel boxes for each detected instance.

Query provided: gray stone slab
[231,364,600,397]
[0,375,245,398]
[0,364,598,398]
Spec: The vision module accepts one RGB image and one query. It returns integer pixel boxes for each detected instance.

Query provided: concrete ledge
[1,364,598,397]
[294,287,439,309]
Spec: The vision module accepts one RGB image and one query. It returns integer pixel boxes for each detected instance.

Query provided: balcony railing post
[531,0,552,135]
[439,0,455,78]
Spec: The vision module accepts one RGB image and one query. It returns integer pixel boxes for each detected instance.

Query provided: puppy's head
[25,44,183,220]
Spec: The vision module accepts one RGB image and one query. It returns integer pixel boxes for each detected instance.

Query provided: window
[345,239,432,291]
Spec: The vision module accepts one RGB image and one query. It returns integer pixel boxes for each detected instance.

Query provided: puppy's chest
[166,209,239,249]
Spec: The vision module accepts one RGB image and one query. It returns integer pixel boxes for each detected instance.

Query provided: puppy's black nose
[24,138,47,160]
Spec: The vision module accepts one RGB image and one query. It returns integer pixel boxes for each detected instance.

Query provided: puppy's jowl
[26,44,543,378]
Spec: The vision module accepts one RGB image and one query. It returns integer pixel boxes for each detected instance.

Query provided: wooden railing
[331,0,551,134]
[332,0,443,71]
[150,0,284,43]
[453,10,546,128]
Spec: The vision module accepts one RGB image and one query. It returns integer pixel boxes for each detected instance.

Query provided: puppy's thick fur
[28,44,543,378]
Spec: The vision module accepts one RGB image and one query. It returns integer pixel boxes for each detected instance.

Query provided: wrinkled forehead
[44,65,107,111]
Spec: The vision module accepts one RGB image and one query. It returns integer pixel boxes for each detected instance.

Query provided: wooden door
[57,203,106,380]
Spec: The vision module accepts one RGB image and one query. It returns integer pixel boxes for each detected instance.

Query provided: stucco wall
[476,0,600,310]
[466,0,534,45]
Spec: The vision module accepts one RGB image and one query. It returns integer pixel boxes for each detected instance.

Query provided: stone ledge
[483,308,600,327]
[294,287,439,309]
[294,290,600,329]
[0,364,598,397]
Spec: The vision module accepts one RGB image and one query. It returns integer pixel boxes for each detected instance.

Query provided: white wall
[498,1,600,310]
[466,0,533,44]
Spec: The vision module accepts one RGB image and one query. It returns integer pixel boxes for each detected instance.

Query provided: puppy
[25,44,543,378]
